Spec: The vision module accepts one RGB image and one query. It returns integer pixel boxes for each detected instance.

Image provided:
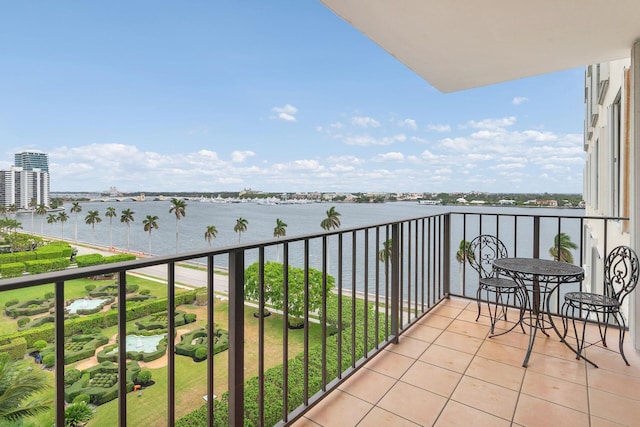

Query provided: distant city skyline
[1,2,585,194]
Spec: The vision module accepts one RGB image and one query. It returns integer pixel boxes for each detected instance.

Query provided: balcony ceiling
[320,0,640,92]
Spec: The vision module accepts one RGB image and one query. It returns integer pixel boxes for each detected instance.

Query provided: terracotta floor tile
[445,319,490,339]
[419,343,473,373]
[435,400,511,427]
[433,330,484,354]
[456,307,492,326]
[377,381,447,426]
[401,359,462,397]
[387,335,430,359]
[589,415,627,427]
[450,376,518,420]
[356,406,420,426]
[487,326,530,350]
[589,387,640,425]
[521,370,588,413]
[441,297,471,309]
[402,323,443,343]
[587,364,640,399]
[476,340,527,367]
[365,349,414,379]
[338,367,397,404]
[290,416,321,427]
[304,390,372,427]
[525,352,586,385]
[429,304,464,319]
[513,394,590,427]
[418,313,454,329]
[586,345,640,376]
[465,356,525,391]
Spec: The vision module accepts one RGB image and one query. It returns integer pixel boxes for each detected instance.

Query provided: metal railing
[0,211,626,426]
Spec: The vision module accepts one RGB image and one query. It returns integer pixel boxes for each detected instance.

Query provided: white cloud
[271,104,298,122]
[467,117,516,130]
[231,150,255,163]
[421,149,437,160]
[427,124,451,133]
[374,152,405,161]
[512,97,528,105]
[342,133,406,146]
[398,118,417,130]
[351,116,381,128]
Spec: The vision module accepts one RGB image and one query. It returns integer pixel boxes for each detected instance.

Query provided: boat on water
[15,206,65,214]
[418,200,441,205]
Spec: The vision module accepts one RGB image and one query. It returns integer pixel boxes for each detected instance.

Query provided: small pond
[66,298,108,314]
[107,335,165,354]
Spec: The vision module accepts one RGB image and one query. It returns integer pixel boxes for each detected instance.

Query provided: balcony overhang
[320,0,640,92]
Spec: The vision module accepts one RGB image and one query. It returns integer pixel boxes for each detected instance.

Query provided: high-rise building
[0,152,50,209]
[14,151,49,172]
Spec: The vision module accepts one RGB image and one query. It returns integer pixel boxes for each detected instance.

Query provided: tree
[0,206,6,218]
[378,239,393,263]
[204,225,218,248]
[169,198,187,254]
[46,213,57,235]
[70,202,82,242]
[84,210,102,243]
[105,207,117,249]
[57,212,69,239]
[320,206,341,231]
[142,215,159,255]
[549,232,578,263]
[456,239,475,286]
[28,198,36,232]
[244,261,335,327]
[234,217,248,243]
[64,402,93,426]
[120,208,135,251]
[273,218,287,261]
[0,353,52,422]
[35,204,47,236]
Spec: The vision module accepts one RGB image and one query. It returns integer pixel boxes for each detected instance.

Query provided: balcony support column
[54,281,65,427]
[631,40,640,349]
[391,223,400,344]
[228,249,245,425]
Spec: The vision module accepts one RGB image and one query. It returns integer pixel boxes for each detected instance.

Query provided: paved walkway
[73,243,230,294]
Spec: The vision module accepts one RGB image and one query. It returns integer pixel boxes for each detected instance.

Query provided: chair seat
[479,277,519,290]
[564,291,620,308]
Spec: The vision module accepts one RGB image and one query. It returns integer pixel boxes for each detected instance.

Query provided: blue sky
[0,2,585,194]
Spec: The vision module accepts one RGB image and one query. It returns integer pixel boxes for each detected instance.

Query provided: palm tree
[234,217,248,243]
[120,209,135,251]
[35,204,47,236]
[321,207,341,274]
[0,205,6,218]
[105,207,117,249]
[46,213,57,235]
[320,206,341,231]
[57,211,69,239]
[204,225,218,248]
[70,202,82,242]
[456,239,475,287]
[169,198,187,254]
[549,232,578,263]
[378,238,393,263]
[28,198,36,232]
[84,210,102,243]
[142,215,159,255]
[0,353,51,422]
[273,218,287,261]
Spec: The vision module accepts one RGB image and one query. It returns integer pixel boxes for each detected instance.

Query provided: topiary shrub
[72,393,90,404]
[4,299,19,308]
[85,284,96,293]
[126,284,139,293]
[137,369,152,385]
[17,317,30,328]
[139,289,151,296]
[194,347,207,361]
[65,368,82,385]
[33,340,47,351]
[44,292,55,300]
[42,353,55,368]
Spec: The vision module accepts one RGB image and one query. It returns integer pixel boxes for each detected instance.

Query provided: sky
[0,2,586,194]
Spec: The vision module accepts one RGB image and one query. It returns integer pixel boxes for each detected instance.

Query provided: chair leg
[475,287,482,322]
[613,312,630,366]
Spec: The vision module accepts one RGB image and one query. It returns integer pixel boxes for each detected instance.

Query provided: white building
[0,152,51,208]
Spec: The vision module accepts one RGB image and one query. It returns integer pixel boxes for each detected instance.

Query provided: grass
[86,301,322,426]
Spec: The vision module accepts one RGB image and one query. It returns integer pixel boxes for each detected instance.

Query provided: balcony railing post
[54,281,65,427]
[391,223,400,344]
[533,216,541,258]
[228,249,245,426]
[443,213,451,296]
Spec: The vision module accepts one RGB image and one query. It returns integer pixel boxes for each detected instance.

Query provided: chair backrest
[467,235,508,279]
[604,245,640,303]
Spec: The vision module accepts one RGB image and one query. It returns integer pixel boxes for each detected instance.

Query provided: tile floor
[292,297,640,426]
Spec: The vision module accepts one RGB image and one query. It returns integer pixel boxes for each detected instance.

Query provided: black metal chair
[561,245,639,365]
[468,235,526,336]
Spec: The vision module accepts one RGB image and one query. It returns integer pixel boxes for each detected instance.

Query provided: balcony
[0,211,637,426]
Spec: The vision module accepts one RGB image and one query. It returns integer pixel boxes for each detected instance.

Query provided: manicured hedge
[0,290,197,348]
[96,336,167,363]
[64,334,109,364]
[0,337,27,360]
[135,311,196,331]
[5,298,54,318]
[23,258,70,274]
[175,327,229,361]
[74,254,104,268]
[64,361,140,405]
[103,254,137,264]
[0,262,25,278]
[176,294,385,427]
